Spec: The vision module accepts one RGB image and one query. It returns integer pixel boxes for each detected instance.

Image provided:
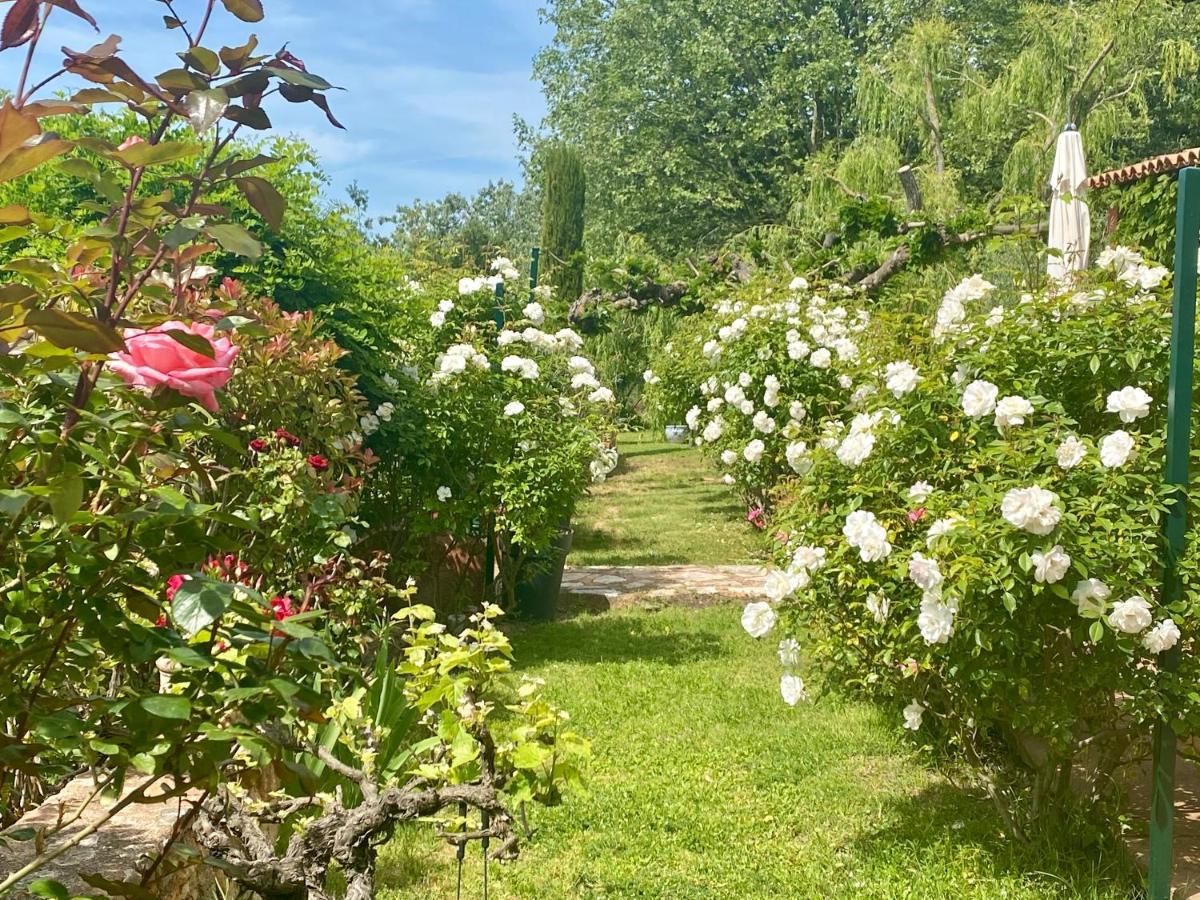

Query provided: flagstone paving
[561,564,767,604]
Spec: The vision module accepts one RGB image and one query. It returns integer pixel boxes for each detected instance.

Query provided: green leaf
[511,742,551,770]
[221,0,264,22]
[1089,620,1105,643]
[207,222,262,259]
[180,46,220,76]
[265,64,334,91]
[164,327,216,358]
[184,88,228,134]
[223,105,271,130]
[0,488,31,518]
[25,308,124,353]
[116,140,201,168]
[139,694,192,720]
[171,576,236,637]
[48,474,83,524]
[28,879,69,900]
[235,176,286,230]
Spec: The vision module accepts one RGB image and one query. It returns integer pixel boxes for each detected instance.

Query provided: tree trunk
[922,67,945,174]
[898,165,923,212]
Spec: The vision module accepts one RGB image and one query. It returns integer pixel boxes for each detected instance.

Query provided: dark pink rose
[108,320,237,412]
[907,507,927,523]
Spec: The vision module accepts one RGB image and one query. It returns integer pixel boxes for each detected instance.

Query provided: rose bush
[653,248,1200,837]
[0,4,586,895]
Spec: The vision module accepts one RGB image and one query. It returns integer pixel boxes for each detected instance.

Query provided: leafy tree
[540,143,586,303]
[385,179,540,269]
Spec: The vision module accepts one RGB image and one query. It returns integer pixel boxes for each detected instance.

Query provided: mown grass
[377,604,1134,899]
[568,433,760,566]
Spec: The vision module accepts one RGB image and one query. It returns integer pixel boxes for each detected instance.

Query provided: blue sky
[0,0,551,220]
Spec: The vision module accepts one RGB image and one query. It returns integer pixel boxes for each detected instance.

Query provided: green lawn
[378,604,1133,899]
[568,433,760,566]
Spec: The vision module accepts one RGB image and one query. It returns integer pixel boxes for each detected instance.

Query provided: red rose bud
[249,438,268,453]
[307,454,329,471]
[274,428,301,447]
[270,595,297,621]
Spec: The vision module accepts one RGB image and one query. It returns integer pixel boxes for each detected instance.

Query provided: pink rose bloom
[108,320,237,412]
[118,135,145,151]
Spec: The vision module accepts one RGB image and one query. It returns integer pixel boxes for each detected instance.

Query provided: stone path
[561,564,766,604]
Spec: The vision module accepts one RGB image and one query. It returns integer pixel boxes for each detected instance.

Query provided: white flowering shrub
[646,276,871,499]
[360,261,614,607]
[669,250,1200,833]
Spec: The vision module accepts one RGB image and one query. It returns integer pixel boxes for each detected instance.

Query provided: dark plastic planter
[515,518,573,621]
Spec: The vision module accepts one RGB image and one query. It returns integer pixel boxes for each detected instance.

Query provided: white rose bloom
[501,355,540,380]
[738,371,753,388]
[994,395,1034,428]
[702,418,724,443]
[588,387,615,404]
[743,439,765,463]
[555,328,583,350]
[1108,596,1153,634]
[884,361,920,398]
[1099,430,1135,468]
[436,485,452,502]
[722,473,735,485]
[908,552,944,591]
[764,568,808,602]
[788,340,811,361]
[918,594,956,644]
[523,301,546,325]
[503,400,525,417]
[903,699,925,731]
[1106,386,1152,423]
[376,401,395,422]
[810,348,832,369]
[1096,245,1143,274]
[707,397,725,413]
[360,413,380,435]
[778,637,801,667]
[837,374,853,390]
[843,510,891,562]
[985,306,1005,327]
[1001,486,1062,535]
[741,601,777,638]
[786,441,812,475]
[724,384,746,405]
[643,369,661,385]
[1072,579,1111,618]
[430,310,446,328]
[1136,265,1169,290]
[908,481,933,504]
[961,380,999,418]
[1056,436,1087,469]
[953,273,996,303]
[790,545,826,573]
[720,449,737,466]
[568,356,595,374]
[737,399,755,416]
[571,372,600,390]
[780,674,808,707]
[685,406,702,429]
[866,592,890,624]
[1143,619,1181,654]
[752,410,777,434]
[836,430,875,468]
[788,276,809,291]
[925,517,959,547]
[788,401,807,422]
[1031,545,1071,584]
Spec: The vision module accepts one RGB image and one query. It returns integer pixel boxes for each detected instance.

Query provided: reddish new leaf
[46,0,98,30]
[236,176,286,231]
[1,0,38,51]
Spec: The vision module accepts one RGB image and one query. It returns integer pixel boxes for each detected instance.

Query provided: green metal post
[529,246,541,301]
[490,279,505,331]
[1148,166,1200,900]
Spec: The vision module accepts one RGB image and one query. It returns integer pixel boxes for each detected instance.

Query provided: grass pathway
[377,436,1133,898]
[568,434,758,566]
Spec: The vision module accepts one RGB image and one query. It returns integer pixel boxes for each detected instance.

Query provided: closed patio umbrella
[1047,125,1091,278]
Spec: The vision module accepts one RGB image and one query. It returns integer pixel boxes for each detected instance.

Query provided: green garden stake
[1148,165,1200,900]
[529,246,541,301]
[491,279,505,330]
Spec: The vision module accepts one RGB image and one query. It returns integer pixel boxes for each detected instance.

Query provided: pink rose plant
[108,320,238,412]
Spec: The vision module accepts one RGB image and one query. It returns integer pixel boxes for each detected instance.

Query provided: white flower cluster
[932,274,995,342]
[1096,246,1169,292]
[843,510,891,562]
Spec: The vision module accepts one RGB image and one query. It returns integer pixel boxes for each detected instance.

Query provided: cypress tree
[539,144,586,304]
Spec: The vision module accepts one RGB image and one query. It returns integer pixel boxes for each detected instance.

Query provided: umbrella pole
[1148,166,1200,900]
